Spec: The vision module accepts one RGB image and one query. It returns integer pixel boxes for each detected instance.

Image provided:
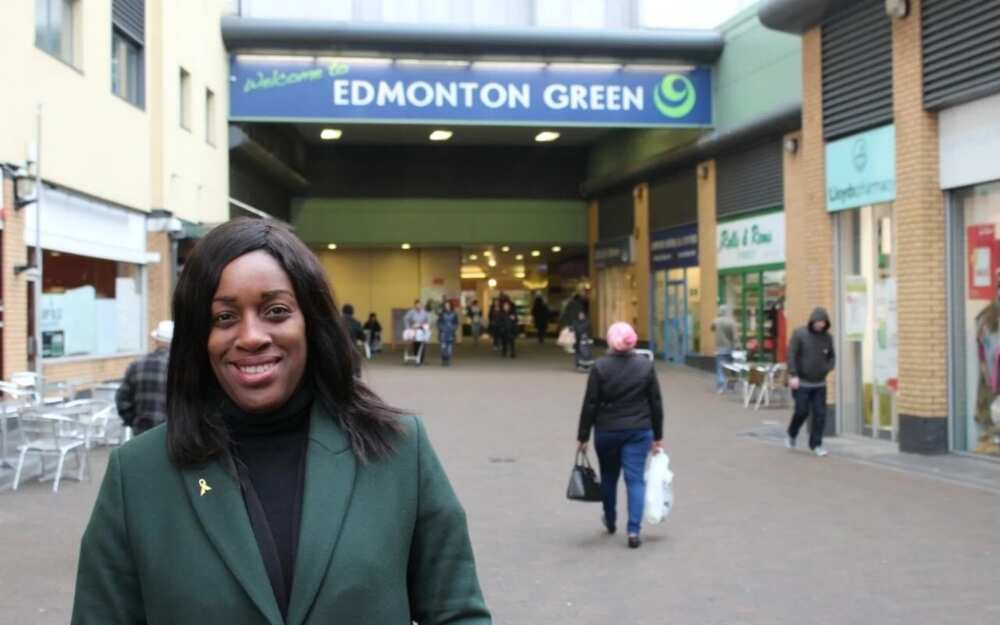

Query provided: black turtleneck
[221,385,313,620]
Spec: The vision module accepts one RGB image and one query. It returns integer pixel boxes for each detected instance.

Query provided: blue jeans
[441,341,454,362]
[594,428,653,536]
[715,352,733,390]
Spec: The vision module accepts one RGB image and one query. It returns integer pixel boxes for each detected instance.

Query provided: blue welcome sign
[651,224,698,271]
[230,57,712,127]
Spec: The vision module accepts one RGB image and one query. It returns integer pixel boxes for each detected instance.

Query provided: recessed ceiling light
[327,243,338,250]
[501,245,511,252]
[531,250,541,257]
[483,250,492,257]
[320,128,343,140]
[401,243,412,250]
[552,245,562,252]
[488,278,498,288]
[515,254,524,260]
[488,259,497,267]
[470,254,478,260]
[535,131,560,143]
[429,130,453,141]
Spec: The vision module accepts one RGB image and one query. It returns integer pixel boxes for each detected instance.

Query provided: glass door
[664,278,688,362]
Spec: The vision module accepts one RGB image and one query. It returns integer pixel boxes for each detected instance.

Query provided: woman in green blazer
[71,219,491,625]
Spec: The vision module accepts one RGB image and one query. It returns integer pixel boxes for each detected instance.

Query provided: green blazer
[71,408,491,625]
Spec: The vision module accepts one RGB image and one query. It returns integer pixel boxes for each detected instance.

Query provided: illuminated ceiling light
[514,272,526,279]
[401,243,412,250]
[534,131,560,143]
[501,245,511,252]
[551,245,562,252]
[515,254,524,260]
[469,254,478,260]
[531,250,541,257]
[487,259,497,268]
[488,278,498,288]
[429,130,453,141]
[320,128,343,140]
[483,250,492,257]
[327,243,338,250]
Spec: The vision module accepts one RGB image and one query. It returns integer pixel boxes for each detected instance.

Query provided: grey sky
[640,0,759,29]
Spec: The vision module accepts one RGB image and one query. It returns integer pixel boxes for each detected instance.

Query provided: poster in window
[844,275,867,342]
[967,224,997,300]
[874,278,898,390]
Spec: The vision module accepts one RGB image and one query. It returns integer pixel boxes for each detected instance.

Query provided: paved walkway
[2,342,999,624]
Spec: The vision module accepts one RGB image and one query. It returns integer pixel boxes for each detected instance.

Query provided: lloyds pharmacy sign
[229,57,713,127]
[826,124,896,212]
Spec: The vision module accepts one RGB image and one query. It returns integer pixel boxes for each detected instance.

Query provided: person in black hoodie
[786,307,836,456]
[577,322,663,549]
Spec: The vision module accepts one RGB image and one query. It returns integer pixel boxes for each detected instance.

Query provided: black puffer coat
[577,351,664,442]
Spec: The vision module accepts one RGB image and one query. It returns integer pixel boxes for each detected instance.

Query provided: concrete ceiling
[294,122,613,146]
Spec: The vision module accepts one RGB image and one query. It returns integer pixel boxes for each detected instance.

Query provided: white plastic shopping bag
[644,450,674,525]
[557,327,576,353]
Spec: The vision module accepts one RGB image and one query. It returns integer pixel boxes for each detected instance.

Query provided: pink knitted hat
[607,322,638,352]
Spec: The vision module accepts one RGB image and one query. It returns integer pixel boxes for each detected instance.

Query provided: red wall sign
[968,224,998,300]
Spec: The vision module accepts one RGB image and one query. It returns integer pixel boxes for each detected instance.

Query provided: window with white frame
[180,67,192,130]
[35,0,81,67]
[205,88,216,145]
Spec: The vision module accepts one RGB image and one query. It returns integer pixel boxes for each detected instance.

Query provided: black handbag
[566,450,603,502]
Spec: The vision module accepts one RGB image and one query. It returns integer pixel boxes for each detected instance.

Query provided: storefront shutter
[821,0,893,140]
[597,188,634,240]
[113,0,145,44]
[715,141,783,218]
[649,170,697,231]
[922,0,1000,110]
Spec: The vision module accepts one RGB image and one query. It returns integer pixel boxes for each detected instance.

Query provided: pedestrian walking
[560,293,584,330]
[114,320,172,435]
[711,305,738,393]
[785,307,836,457]
[532,295,551,344]
[363,312,382,352]
[573,310,594,370]
[466,299,483,345]
[404,299,430,365]
[488,299,503,351]
[499,300,519,359]
[341,303,366,376]
[71,219,490,625]
[438,300,460,366]
[576,322,664,549]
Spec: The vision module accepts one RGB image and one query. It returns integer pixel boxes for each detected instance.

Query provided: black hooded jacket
[787,307,836,384]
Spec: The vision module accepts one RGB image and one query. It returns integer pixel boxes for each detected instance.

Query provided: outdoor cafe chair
[11,412,88,493]
[755,363,791,410]
[0,382,35,469]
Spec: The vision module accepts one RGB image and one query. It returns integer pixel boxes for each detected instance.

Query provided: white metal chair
[0,382,36,468]
[50,399,115,448]
[720,363,745,397]
[754,363,791,410]
[743,366,769,408]
[12,412,88,493]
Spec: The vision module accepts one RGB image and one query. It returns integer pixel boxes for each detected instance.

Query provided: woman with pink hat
[576,321,664,548]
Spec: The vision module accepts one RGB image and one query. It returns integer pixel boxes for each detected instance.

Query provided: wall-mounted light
[783,137,799,154]
[885,0,909,18]
[1,163,38,210]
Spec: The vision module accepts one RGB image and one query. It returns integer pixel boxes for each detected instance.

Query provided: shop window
[954,181,1000,457]
[39,250,144,359]
[35,0,81,68]
[112,28,144,107]
[720,269,786,363]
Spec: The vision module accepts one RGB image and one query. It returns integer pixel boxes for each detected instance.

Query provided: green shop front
[717,210,787,363]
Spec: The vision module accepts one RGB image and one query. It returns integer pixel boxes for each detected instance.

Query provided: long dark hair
[166,218,403,468]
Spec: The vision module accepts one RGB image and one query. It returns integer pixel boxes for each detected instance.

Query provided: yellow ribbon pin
[198,478,212,497]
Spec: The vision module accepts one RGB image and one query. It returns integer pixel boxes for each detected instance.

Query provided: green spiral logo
[653,74,696,119]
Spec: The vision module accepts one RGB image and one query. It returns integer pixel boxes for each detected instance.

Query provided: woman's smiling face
[208,250,307,413]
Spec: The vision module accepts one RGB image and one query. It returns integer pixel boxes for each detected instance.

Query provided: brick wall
[892,0,948,422]
[633,183,651,341]
[786,28,834,338]
[146,231,173,334]
[697,160,718,354]
[2,178,30,378]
